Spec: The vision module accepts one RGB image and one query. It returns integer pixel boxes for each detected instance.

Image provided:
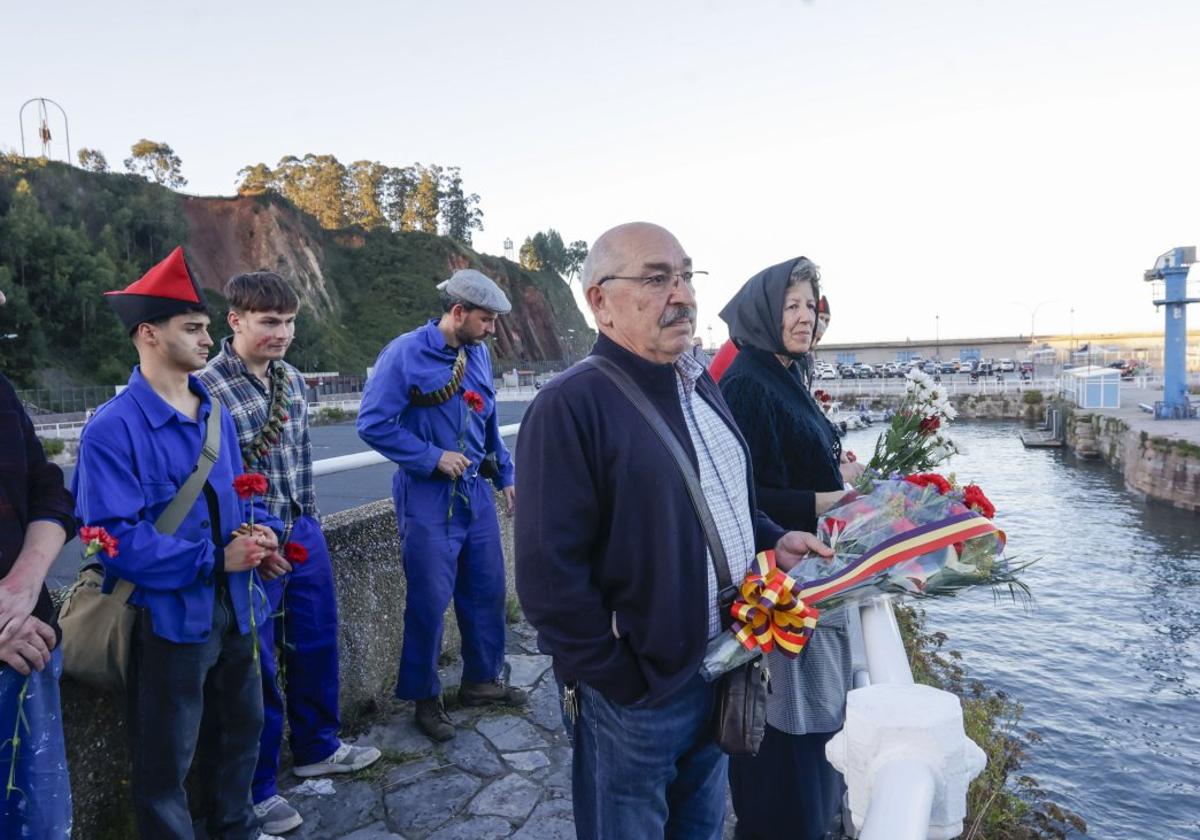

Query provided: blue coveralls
[358,319,515,701]
[72,368,279,839]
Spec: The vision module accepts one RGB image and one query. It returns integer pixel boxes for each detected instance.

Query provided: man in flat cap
[73,247,288,839]
[358,268,522,742]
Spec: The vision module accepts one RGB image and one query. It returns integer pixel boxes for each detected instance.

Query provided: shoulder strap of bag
[581,356,737,621]
[111,403,223,603]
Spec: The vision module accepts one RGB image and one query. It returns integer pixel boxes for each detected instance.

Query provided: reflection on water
[841,421,1200,839]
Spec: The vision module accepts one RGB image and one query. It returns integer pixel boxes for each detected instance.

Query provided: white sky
[3,0,1198,345]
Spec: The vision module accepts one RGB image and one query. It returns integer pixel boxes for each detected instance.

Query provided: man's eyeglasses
[597,270,708,290]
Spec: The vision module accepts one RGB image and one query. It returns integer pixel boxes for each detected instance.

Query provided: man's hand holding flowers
[225,524,282,574]
[774,530,835,572]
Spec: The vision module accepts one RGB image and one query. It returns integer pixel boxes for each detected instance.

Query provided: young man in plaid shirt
[200,272,379,836]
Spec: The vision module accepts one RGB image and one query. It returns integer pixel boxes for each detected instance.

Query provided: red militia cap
[104,246,207,333]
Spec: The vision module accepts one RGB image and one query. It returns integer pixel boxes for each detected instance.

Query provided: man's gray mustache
[660,307,696,327]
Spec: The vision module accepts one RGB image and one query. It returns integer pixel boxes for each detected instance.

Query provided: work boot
[414,697,456,742]
[459,664,528,708]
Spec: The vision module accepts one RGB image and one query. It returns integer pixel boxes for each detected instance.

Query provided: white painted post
[826,683,987,840]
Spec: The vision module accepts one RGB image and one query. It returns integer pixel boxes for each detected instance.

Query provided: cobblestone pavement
[274,619,738,839]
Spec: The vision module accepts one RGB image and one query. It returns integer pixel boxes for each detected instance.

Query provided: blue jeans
[0,648,72,839]
[253,515,342,803]
[394,475,506,700]
[572,673,727,840]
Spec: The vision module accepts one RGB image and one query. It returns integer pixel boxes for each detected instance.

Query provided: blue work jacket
[357,319,515,489]
[72,368,279,644]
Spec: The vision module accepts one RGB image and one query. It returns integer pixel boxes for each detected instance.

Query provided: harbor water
[841,421,1200,839]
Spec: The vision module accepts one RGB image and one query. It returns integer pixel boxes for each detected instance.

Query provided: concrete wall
[833,390,1046,421]
[1066,409,1200,512]
[815,329,1200,369]
[59,493,518,839]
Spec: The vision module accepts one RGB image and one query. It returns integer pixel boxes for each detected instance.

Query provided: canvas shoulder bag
[58,405,222,692]
[582,356,769,756]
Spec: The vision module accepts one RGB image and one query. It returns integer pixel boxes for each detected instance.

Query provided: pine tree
[77,148,109,173]
[123,139,187,188]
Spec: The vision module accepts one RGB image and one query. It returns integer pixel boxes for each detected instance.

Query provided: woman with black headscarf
[718,257,861,840]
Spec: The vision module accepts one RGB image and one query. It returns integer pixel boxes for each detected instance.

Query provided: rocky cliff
[0,157,593,386]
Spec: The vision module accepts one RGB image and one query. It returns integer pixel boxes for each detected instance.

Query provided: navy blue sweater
[515,335,786,706]
[0,374,75,640]
[719,347,843,533]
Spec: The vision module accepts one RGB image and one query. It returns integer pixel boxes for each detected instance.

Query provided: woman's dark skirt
[730,725,845,840]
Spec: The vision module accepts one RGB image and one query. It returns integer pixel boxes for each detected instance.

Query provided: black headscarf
[718,256,813,359]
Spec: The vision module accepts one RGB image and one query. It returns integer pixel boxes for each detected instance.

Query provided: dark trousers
[252,515,341,803]
[128,592,263,840]
[572,673,728,840]
[730,725,844,840]
[393,475,506,700]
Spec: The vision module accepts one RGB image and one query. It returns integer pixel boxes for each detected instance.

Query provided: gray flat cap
[437,269,512,314]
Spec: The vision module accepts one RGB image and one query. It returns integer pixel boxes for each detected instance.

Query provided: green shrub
[40,437,65,456]
[1022,390,1044,405]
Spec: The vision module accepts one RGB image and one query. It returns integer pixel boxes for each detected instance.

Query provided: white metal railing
[32,420,86,440]
[313,423,522,477]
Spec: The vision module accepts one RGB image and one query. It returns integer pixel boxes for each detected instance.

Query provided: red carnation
[918,416,941,436]
[822,517,849,535]
[963,484,996,518]
[904,473,952,495]
[284,542,309,566]
[79,525,119,558]
[463,390,485,413]
[233,472,269,499]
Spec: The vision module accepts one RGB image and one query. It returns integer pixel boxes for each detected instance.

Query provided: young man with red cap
[200,271,379,836]
[72,247,289,840]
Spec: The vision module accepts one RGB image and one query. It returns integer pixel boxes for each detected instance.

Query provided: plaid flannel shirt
[199,338,318,530]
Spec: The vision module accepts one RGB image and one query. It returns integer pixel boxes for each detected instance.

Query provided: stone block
[442,729,505,778]
[426,816,513,840]
[384,768,481,834]
[468,773,541,820]
[477,715,549,752]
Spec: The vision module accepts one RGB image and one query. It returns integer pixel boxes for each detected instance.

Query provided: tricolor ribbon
[730,551,819,656]
[730,512,1003,658]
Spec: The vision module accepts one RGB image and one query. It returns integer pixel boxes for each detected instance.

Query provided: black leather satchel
[582,356,768,756]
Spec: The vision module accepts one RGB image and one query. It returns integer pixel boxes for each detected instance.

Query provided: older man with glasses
[515,222,830,839]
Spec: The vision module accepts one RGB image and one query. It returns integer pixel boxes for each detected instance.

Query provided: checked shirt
[199,337,318,530]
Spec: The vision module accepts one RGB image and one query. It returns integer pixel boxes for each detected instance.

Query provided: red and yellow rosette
[730,551,819,657]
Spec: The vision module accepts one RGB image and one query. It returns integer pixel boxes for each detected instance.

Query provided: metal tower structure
[19,98,71,161]
[1144,246,1198,419]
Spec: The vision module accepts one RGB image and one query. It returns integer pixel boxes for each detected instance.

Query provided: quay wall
[837,390,1046,421]
[1064,406,1200,513]
[58,494,519,839]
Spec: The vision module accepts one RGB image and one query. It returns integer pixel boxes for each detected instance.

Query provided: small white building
[1063,366,1121,409]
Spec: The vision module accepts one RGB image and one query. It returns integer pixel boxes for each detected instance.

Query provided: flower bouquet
[862,368,961,485]
[700,475,1029,681]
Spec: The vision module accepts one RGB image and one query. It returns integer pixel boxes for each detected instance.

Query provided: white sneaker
[292,741,382,777]
[253,794,303,834]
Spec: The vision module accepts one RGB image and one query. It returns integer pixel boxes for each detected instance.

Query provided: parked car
[1020,361,1035,374]
[998,359,1016,372]
[839,365,857,379]
[940,361,957,374]
[977,360,994,376]
[853,364,875,379]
